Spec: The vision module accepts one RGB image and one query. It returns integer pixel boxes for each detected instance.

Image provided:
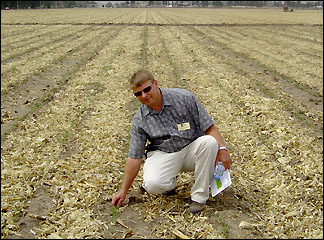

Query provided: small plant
[215,211,230,239]
[62,129,70,139]
[141,26,148,69]
[15,207,23,218]
[111,206,119,223]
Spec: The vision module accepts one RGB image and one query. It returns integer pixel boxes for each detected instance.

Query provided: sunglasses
[133,81,154,97]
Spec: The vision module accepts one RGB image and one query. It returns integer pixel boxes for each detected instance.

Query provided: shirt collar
[142,88,173,116]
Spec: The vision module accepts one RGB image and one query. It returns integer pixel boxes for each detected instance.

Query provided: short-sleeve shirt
[128,88,214,159]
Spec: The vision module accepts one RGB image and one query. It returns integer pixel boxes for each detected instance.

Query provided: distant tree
[43,1,54,8]
[106,2,112,8]
[1,1,15,9]
[193,1,200,7]
[211,1,223,7]
[63,1,76,8]
[1,1,52,9]
[130,1,135,7]
[256,1,264,7]
[296,1,302,8]
[236,1,245,6]
[88,1,96,7]
[201,1,208,7]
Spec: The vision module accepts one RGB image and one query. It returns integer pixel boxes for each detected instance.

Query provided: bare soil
[5,185,262,239]
[1,58,81,139]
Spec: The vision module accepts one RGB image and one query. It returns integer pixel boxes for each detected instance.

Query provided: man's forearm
[120,157,143,193]
[205,124,232,169]
[205,124,226,147]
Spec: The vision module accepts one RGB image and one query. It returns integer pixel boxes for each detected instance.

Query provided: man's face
[132,80,159,107]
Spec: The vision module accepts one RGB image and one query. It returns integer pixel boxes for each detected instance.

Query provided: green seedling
[215,211,230,239]
[111,206,120,223]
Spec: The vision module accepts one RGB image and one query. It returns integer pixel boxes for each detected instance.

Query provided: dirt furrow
[1,26,121,139]
[186,27,322,133]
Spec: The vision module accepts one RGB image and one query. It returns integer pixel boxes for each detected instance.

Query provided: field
[1,8,323,239]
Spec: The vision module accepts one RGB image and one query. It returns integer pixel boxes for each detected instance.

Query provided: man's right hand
[111,190,127,207]
[111,157,143,207]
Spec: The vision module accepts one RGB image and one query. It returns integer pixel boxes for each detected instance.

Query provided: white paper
[210,169,232,197]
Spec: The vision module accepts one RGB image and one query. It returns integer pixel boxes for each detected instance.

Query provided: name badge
[177,122,190,131]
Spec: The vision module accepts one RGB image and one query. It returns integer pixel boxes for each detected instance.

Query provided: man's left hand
[216,150,232,170]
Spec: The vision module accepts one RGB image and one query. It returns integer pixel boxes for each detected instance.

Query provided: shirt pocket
[175,120,196,139]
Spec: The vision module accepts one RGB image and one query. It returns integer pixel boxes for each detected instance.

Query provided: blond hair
[130,69,154,88]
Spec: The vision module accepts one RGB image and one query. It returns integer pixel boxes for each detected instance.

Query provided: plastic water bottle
[214,162,225,189]
[214,162,225,180]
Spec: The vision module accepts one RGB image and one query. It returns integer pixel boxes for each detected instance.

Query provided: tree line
[1,1,90,9]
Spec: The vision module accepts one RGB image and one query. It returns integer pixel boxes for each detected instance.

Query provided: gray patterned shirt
[128,88,214,159]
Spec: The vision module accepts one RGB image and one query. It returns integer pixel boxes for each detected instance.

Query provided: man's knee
[143,176,175,195]
[200,135,218,150]
[143,177,164,194]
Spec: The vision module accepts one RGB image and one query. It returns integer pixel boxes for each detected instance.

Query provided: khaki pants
[142,135,218,203]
